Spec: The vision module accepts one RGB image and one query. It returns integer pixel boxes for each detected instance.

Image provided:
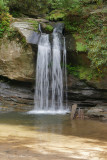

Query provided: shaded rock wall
[0,77,106,110]
[0,81,34,111]
[66,75,107,107]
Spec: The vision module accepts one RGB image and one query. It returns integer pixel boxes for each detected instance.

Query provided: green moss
[76,42,87,52]
[73,34,87,52]
[78,67,94,81]
[21,37,27,47]
[46,10,65,21]
[45,24,53,32]
[27,20,38,32]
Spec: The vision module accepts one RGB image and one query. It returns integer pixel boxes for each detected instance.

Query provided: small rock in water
[87,108,104,114]
[86,105,107,120]
[71,104,77,120]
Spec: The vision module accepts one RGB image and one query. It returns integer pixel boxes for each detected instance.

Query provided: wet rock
[54,23,64,34]
[87,107,104,115]
[0,81,34,110]
[65,75,107,107]
[86,106,107,120]
[65,34,76,52]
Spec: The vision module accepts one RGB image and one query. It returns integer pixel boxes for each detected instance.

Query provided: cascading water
[29,24,69,114]
[51,30,63,110]
[35,34,51,111]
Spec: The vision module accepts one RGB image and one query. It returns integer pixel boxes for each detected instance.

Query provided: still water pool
[0,110,107,160]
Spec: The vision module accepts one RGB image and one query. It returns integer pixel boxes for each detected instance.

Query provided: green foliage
[66,64,103,81]
[47,0,83,23]
[0,0,8,12]
[8,0,48,15]
[0,0,12,38]
[64,21,80,32]
[64,0,106,70]
[11,11,23,18]
[0,12,12,38]
[63,0,82,13]
[47,0,64,9]
[80,15,107,69]
[78,66,95,80]
[88,37,107,68]
[47,0,81,11]
[66,64,79,77]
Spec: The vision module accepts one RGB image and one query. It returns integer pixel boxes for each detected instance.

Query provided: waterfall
[35,34,51,111]
[29,24,69,114]
[51,31,63,110]
[63,37,68,109]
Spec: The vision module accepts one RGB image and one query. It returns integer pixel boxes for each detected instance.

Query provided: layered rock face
[0,76,106,110]
[66,75,107,107]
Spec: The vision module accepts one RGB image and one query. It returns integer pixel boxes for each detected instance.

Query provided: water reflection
[0,111,107,142]
[34,115,67,135]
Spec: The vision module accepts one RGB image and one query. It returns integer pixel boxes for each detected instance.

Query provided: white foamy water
[28,109,69,115]
[34,34,51,111]
[29,25,69,114]
[51,31,63,110]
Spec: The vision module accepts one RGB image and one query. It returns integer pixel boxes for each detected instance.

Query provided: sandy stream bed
[0,123,107,160]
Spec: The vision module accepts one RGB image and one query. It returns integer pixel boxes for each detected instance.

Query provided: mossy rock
[46,10,65,21]
[41,23,54,33]
[73,34,88,52]
[45,24,53,32]
[11,19,40,45]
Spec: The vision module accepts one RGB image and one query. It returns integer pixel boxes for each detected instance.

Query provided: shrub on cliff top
[0,0,12,38]
[0,0,9,12]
